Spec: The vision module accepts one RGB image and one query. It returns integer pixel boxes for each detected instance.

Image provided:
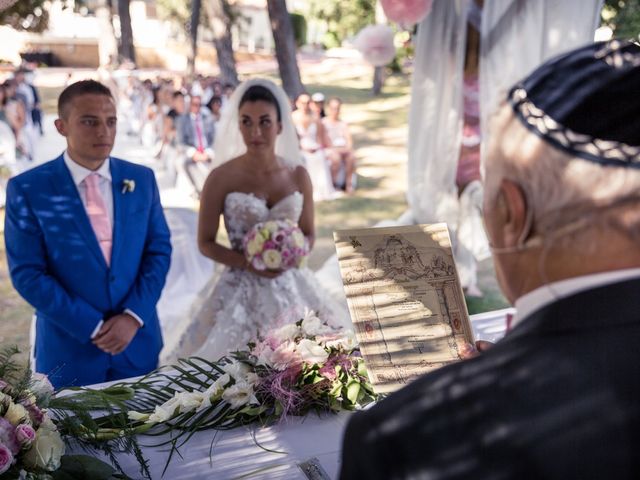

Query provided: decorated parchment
[334,224,474,393]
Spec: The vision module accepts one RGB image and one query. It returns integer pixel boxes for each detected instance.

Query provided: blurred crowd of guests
[0,69,358,205]
[0,68,43,207]
[112,73,357,200]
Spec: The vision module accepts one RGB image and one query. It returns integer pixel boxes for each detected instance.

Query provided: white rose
[291,230,305,249]
[263,221,279,234]
[222,382,259,409]
[222,361,250,381]
[297,339,329,364]
[262,249,282,270]
[246,238,261,257]
[301,309,332,337]
[272,323,300,343]
[5,402,29,426]
[254,233,266,248]
[23,427,66,471]
[31,373,54,399]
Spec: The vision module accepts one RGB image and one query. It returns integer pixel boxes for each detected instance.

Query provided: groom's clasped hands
[92,313,141,355]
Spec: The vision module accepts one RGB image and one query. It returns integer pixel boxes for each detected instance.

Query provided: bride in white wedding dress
[162,79,349,364]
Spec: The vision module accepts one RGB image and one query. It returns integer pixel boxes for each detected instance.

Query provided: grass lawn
[0,65,508,357]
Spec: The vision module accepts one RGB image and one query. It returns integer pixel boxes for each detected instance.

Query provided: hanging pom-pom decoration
[354,25,397,67]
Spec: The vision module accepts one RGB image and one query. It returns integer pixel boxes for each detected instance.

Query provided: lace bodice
[223,191,303,250]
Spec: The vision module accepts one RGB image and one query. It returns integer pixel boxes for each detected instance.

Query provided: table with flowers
[0,308,509,479]
[77,308,511,479]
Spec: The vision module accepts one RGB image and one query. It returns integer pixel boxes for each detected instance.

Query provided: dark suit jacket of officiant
[340,277,640,480]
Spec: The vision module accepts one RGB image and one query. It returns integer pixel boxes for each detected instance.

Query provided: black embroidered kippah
[509,40,640,168]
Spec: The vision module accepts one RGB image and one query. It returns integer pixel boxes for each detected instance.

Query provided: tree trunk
[372,1,387,95]
[188,0,202,75]
[266,0,305,100]
[372,66,385,96]
[204,0,239,86]
[117,0,135,65]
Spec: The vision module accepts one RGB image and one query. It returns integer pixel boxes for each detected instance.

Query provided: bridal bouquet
[0,347,118,480]
[243,219,309,271]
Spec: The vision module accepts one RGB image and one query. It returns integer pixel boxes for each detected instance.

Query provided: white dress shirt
[513,268,640,328]
[63,151,144,338]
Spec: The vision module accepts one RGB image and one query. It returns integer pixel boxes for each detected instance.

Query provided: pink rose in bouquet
[243,219,309,271]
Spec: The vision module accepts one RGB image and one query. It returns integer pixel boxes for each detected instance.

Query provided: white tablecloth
[99,412,350,480]
[76,309,511,479]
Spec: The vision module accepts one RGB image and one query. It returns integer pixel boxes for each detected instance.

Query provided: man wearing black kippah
[340,40,640,480]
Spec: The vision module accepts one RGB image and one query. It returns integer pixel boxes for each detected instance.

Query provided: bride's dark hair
[239,85,282,121]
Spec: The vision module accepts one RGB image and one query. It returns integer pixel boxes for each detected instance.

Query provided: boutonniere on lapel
[121,179,136,194]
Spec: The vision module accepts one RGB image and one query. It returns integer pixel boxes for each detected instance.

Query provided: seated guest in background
[165,91,185,142]
[4,98,34,166]
[15,69,44,136]
[4,80,171,388]
[292,93,335,201]
[323,97,356,193]
[340,40,640,479]
[310,92,326,119]
[206,95,223,125]
[176,94,215,196]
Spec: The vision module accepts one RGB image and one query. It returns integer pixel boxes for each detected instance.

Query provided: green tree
[602,0,640,39]
[308,0,375,48]
[0,0,48,32]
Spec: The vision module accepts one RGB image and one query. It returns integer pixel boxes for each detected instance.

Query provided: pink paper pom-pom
[380,0,433,28]
[354,25,396,67]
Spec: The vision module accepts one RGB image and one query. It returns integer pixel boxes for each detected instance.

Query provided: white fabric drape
[407,0,470,226]
[479,0,604,148]
[407,0,604,288]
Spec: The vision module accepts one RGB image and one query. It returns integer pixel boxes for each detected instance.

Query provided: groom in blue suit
[4,80,172,388]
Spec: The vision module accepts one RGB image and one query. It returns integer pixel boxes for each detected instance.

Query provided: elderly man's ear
[494,179,530,248]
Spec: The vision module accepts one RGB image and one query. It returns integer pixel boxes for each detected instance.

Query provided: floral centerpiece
[0,347,119,480]
[55,310,376,478]
[243,219,309,271]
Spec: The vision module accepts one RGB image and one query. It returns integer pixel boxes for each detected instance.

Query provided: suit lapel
[52,156,108,268]
[109,158,132,269]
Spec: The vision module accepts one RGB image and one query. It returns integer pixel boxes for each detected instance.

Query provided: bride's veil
[213,78,302,168]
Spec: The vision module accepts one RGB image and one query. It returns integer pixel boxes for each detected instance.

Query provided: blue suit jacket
[4,155,172,387]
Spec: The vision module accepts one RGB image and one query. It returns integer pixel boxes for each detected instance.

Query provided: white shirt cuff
[90,310,144,340]
[124,309,144,328]
[90,320,104,340]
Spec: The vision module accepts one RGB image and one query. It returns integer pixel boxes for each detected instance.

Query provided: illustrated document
[334,224,474,394]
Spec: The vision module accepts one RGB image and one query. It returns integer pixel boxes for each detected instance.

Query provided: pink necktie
[85,173,112,266]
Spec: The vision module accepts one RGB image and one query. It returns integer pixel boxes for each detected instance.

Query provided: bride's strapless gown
[161,191,349,364]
